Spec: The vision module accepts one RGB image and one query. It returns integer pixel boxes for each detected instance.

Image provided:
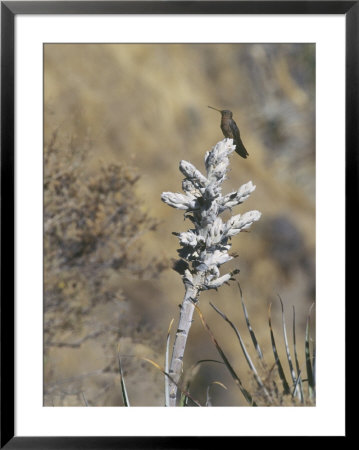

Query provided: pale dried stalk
[168,276,202,406]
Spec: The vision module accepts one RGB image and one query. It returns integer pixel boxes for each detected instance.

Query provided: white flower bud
[226,210,262,236]
[179,160,208,186]
[178,230,204,247]
[206,273,232,289]
[237,181,256,201]
[161,192,197,210]
[220,181,256,210]
[204,182,220,200]
[204,249,232,267]
[182,179,201,196]
[209,160,229,181]
[206,265,220,279]
[207,217,224,245]
[205,140,233,177]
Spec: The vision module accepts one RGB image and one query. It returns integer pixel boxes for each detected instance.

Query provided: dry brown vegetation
[44,43,315,406]
[44,127,167,405]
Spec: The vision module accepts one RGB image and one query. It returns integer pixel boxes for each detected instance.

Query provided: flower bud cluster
[161,139,261,291]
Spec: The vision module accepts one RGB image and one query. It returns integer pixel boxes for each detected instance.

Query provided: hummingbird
[208,106,249,158]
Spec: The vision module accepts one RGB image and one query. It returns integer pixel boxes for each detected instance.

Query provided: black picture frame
[1,1,354,447]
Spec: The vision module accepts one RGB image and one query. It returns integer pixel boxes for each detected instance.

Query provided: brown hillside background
[44,43,315,407]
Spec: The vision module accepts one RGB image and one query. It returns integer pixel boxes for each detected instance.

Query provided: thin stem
[168,280,200,406]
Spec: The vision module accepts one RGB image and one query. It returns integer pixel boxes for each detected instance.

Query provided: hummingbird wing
[232,120,249,159]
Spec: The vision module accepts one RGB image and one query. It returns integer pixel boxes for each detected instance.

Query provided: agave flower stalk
[161,138,261,406]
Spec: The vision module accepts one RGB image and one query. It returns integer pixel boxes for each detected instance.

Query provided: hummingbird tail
[235,141,249,159]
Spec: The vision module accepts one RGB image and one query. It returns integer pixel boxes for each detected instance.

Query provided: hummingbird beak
[208,106,222,113]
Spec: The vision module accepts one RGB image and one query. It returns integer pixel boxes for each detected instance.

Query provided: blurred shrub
[44,127,166,398]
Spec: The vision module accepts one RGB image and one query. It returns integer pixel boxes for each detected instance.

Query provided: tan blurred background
[44,43,315,406]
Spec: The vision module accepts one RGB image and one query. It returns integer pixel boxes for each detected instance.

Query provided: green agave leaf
[118,355,130,407]
[278,296,298,391]
[241,299,264,361]
[292,306,304,403]
[210,302,270,401]
[195,303,256,406]
[292,370,302,398]
[238,283,264,360]
[165,318,174,407]
[81,391,89,406]
[305,304,316,400]
[268,303,291,395]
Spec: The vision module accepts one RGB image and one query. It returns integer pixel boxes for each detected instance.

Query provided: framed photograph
[1,1,354,446]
